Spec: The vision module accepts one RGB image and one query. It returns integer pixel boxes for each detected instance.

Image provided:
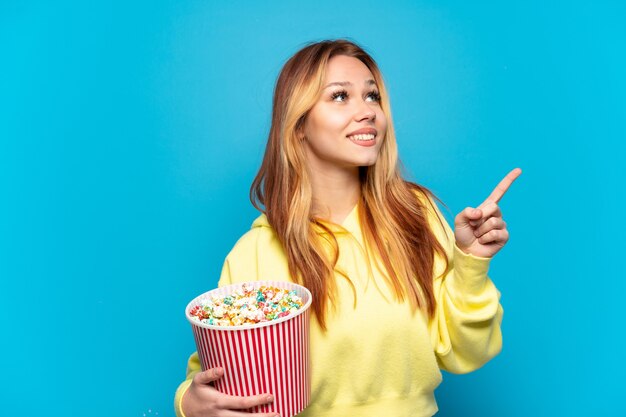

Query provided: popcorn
[189,284,304,326]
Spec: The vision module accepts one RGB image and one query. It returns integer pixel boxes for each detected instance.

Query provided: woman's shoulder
[220,213,291,285]
[226,213,285,262]
[409,185,444,219]
[409,184,454,245]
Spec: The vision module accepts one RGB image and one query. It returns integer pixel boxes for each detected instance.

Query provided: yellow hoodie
[175,194,503,417]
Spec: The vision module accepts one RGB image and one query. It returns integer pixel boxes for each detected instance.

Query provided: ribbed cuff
[452,243,492,294]
[174,379,193,417]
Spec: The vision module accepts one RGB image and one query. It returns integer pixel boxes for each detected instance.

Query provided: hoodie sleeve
[424,195,504,374]
[173,352,200,417]
[173,254,239,417]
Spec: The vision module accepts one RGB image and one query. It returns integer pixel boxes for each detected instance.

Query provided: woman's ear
[296,118,307,141]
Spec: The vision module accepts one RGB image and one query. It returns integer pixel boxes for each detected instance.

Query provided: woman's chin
[357,157,379,167]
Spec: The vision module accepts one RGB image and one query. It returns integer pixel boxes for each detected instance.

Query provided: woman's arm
[425,196,504,374]
[426,169,520,373]
[174,234,277,417]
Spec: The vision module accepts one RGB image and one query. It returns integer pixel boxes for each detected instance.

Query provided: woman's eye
[366,91,381,102]
[330,90,348,102]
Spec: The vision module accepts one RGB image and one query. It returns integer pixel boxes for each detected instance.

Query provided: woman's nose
[354,100,376,122]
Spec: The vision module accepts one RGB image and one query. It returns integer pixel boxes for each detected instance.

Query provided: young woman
[175,39,521,417]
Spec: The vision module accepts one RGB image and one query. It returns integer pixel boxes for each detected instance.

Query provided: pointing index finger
[479,168,522,208]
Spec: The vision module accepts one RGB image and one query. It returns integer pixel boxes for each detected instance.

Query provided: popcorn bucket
[185,281,312,417]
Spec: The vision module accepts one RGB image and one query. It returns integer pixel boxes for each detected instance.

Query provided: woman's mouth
[347,133,376,147]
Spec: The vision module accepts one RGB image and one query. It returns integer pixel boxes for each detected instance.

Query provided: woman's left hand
[454,168,522,258]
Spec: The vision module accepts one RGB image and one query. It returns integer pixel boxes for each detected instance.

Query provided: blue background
[1,1,625,416]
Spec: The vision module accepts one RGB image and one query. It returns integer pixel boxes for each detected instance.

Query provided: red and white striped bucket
[185,281,312,417]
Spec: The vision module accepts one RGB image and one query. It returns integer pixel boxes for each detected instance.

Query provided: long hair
[250,39,449,330]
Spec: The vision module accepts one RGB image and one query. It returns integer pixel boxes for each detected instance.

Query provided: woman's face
[302,55,387,174]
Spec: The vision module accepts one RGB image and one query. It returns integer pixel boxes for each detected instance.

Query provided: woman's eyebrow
[323,79,377,89]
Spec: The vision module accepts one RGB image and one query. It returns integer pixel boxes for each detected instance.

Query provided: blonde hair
[251,39,449,330]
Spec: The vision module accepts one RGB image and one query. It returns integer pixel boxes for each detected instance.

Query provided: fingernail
[266,394,274,402]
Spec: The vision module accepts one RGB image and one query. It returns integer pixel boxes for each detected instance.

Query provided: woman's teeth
[347,134,375,141]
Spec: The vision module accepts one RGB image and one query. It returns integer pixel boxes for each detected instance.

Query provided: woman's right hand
[181,367,278,417]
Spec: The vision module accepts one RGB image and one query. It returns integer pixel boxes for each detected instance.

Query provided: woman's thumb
[455,207,482,228]
[193,367,224,385]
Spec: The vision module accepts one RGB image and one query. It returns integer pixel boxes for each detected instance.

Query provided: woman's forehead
[324,55,376,85]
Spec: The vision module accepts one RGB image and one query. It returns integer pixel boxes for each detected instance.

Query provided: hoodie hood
[252,213,271,229]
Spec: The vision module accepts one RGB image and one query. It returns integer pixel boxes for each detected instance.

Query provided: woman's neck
[309,165,361,224]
